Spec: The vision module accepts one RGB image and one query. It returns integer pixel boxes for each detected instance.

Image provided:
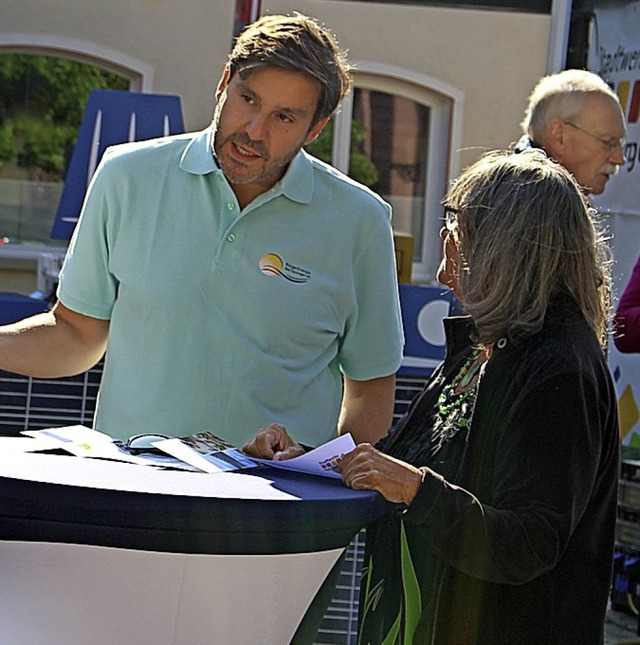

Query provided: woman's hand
[242,423,305,461]
[339,443,424,506]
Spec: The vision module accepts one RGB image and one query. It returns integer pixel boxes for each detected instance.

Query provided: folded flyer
[151,432,258,474]
[250,433,356,479]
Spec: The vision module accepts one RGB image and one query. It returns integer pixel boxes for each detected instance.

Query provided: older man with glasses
[515,68,626,195]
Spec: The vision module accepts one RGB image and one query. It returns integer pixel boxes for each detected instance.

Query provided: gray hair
[521,69,620,142]
[227,13,352,126]
[446,149,612,347]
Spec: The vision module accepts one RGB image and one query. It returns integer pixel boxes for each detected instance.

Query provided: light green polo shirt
[58,128,404,446]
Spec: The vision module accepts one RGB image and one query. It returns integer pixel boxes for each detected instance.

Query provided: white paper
[0,435,63,452]
[22,426,197,469]
[252,433,356,479]
[152,438,259,474]
[23,425,113,446]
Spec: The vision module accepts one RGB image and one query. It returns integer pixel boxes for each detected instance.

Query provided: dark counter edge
[0,469,389,555]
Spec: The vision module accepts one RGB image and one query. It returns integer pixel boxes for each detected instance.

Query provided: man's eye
[278,113,294,124]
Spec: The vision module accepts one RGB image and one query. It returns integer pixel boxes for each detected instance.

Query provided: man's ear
[304,116,331,146]
[545,118,567,157]
[215,65,232,101]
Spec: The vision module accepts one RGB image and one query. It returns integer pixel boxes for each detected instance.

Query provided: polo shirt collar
[179,127,314,205]
[278,149,313,204]
[180,128,219,175]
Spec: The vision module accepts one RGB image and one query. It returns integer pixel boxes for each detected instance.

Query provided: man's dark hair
[228,13,352,126]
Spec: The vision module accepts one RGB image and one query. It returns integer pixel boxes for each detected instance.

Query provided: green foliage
[0,53,128,179]
[12,114,76,175]
[305,119,380,187]
[0,121,17,172]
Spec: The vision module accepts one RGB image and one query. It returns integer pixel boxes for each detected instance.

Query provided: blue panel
[51,89,185,241]
[398,284,462,376]
[0,292,49,325]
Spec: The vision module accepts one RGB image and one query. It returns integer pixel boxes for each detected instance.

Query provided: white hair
[521,69,620,142]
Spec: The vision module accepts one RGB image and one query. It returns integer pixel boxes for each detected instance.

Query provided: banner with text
[588,1,640,216]
[588,2,640,446]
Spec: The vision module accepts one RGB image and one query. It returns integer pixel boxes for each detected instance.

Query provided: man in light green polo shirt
[0,14,404,448]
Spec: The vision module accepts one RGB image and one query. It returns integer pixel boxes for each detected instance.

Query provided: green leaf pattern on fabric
[358,522,422,644]
[400,521,422,643]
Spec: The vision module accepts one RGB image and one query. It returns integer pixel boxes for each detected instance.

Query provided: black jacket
[362,300,620,644]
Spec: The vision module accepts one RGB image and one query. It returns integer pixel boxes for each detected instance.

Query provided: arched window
[307,64,463,284]
[0,52,130,249]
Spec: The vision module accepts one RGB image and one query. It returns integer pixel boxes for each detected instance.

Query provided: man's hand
[339,443,423,505]
[242,423,305,461]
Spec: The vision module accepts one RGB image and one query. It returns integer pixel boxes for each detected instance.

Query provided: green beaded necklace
[437,348,484,418]
[428,347,488,455]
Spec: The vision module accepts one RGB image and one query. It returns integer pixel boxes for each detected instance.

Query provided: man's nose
[246,113,268,141]
[611,143,626,165]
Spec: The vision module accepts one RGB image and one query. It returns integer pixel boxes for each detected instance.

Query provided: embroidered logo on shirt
[259,253,311,283]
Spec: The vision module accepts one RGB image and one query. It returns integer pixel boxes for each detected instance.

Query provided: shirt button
[227,233,236,242]
[227,203,235,210]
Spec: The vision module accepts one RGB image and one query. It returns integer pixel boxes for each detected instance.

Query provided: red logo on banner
[617,79,640,124]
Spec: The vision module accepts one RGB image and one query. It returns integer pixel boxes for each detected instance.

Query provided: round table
[0,446,386,644]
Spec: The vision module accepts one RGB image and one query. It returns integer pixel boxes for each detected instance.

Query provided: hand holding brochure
[251,433,355,479]
[151,431,355,478]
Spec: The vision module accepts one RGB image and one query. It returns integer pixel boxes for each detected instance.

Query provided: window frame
[0,36,146,271]
[331,61,464,284]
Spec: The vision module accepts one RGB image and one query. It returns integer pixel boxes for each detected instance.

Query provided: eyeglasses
[443,204,461,232]
[563,121,626,153]
[126,433,171,455]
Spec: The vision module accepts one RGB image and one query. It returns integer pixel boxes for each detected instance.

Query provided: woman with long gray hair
[245,149,619,644]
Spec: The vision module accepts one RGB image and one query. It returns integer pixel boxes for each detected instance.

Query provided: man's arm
[0,301,109,378]
[337,374,396,444]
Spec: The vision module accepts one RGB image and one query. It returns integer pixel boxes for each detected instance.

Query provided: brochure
[21,426,198,470]
[150,431,355,478]
[20,426,356,479]
[151,432,259,474]
[250,433,355,479]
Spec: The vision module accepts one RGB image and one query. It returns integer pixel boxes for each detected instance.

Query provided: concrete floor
[605,604,639,644]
